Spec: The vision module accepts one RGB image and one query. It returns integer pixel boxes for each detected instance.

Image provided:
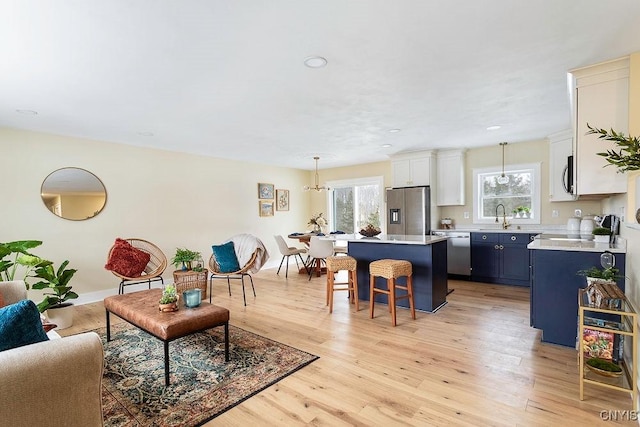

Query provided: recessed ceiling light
[304,56,327,68]
[486,125,501,131]
[16,109,38,115]
[138,131,154,137]
[388,129,401,133]
[382,144,392,148]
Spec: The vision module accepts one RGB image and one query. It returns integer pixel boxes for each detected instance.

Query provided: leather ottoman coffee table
[104,288,230,386]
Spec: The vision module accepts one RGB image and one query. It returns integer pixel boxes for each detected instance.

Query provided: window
[473,163,541,224]
[326,176,384,233]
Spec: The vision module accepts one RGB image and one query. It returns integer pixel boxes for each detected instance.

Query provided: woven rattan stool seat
[325,256,359,313]
[369,259,415,326]
[326,256,357,272]
[369,259,412,279]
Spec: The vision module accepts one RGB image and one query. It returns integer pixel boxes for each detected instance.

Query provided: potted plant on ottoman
[29,260,78,329]
[159,284,179,312]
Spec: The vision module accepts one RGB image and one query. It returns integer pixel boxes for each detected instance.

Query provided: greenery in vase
[587,123,640,172]
[29,260,78,313]
[160,284,178,304]
[170,248,201,269]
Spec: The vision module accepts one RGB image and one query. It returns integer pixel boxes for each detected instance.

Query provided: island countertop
[321,233,447,245]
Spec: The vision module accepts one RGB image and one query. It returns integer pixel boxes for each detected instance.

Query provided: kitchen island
[323,234,448,312]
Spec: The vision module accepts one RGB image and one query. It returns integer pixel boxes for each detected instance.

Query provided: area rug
[95,322,318,426]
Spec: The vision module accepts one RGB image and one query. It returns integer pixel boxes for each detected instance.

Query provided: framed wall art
[276,189,289,211]
[258,183,274,199]
[259,200,274,217]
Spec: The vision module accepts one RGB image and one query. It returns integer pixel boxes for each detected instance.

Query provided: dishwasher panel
[434,231,471,277]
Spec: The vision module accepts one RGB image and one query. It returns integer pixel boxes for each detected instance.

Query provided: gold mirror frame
[40,167,107,221]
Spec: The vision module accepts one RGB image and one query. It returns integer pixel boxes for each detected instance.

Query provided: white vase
[46,304,74,330]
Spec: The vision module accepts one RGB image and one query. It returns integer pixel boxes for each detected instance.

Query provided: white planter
[45,304,74,330]
[593,235,610,243]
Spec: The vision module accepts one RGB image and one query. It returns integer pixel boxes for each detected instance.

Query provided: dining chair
[274,235,309,278]
[306,236,335,280]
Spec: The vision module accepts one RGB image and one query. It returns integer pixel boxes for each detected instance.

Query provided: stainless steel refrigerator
[386,186,431,235]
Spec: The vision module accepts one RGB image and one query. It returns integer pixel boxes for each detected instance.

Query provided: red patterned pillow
[0,292,5,309]
[104,238,151,277]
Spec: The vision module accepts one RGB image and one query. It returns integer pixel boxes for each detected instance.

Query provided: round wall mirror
[41,167,107,221]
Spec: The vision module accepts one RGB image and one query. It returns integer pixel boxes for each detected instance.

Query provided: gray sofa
[0,280,104,427]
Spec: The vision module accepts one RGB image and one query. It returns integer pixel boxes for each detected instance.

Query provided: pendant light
[497,142,509,184]
[303,156,330,191]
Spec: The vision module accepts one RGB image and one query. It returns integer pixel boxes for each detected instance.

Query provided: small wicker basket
[173,269,208,300]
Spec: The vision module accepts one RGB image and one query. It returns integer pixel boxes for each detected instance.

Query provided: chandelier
[497,142,509,184]
[303,156,330,192]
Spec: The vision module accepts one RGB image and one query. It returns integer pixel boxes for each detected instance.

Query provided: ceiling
[2,1,640,170]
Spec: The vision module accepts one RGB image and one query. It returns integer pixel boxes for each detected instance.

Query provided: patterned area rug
[96,322,318,426]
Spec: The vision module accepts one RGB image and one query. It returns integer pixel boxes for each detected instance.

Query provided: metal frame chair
[107,238,167,294]
[208,251,257,306]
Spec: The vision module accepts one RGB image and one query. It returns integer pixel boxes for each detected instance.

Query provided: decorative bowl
[585,358,622,377]
[359,227,381,238]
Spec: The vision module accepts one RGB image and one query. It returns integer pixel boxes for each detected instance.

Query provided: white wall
[439,138,604,226]
[0,127,311,301]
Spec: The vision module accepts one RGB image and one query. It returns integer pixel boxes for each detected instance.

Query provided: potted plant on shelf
[159,284,179,312]
[592,227,612,243]
[577,265,622,286]
[170,248,201,271]
[522,207,531,218]
[29,260,78,329]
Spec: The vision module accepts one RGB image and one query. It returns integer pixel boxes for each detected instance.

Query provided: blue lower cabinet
[471,233,533,287]
[530,249,626,348]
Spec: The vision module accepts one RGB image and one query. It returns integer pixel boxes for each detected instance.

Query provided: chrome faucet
[495,204,510,229]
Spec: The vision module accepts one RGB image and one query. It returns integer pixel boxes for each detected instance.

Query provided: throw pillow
[0,300,49,352]
[212,241,241,273]
[0,292,5,309]
[104,238,151,277]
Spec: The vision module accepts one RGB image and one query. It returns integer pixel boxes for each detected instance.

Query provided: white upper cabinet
[570,57,629,196]
[548,130,574,202]
[391,151,434,187]
[436,149,465,206]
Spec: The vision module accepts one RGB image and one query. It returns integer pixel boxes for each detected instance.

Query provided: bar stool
[325,255,359,313]
[369,259,415,326]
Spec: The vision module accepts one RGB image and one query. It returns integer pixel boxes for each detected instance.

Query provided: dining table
[287,232,327,276]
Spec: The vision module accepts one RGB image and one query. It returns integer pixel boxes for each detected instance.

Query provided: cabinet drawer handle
[494,244,499,249]
[499,245,504,250]
[511,235,516,241]
[482,235,487,240]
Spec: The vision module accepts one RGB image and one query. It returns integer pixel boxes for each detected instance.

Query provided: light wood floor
[61,268,637,426]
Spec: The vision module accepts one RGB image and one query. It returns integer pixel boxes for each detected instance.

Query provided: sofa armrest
[0,332,104,427]
[0,280,27,305]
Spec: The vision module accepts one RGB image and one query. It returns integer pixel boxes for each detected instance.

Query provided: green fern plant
[587,123,640,172]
